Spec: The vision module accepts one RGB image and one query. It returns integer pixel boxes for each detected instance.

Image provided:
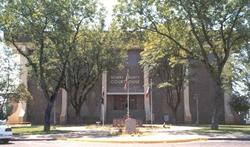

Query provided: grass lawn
[11,124,250,136]
[187,125,250,135]
[11,125,71,135]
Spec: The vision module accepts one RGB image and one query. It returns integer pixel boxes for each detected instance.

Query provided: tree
[232,45,250,98]
[65,27,122,123]
[150,58,185,124]
[0,0,101,131]
[0,44,19,119]
[230,43,250,120]
[230,93,250,114]
[140,31,186,124]
[2,83,33,121]
[114,0,249,129]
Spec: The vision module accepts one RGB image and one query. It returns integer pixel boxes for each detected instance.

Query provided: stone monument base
[125,118,137,134]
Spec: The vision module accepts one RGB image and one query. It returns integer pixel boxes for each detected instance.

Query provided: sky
[99,0,118,28]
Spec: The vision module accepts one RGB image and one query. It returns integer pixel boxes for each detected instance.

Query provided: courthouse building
[9,47,235,125]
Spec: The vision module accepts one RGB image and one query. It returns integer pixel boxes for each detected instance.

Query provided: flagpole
[127,69,130,118]
[102,92,104,126]
[150,78,153,125]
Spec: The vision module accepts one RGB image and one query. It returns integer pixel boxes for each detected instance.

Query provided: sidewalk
[12,125,250,143]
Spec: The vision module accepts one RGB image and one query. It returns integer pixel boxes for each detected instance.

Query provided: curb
[67,137,208,144]
[11,137,57,141]
[208,138,250,141]
[11,136,250,143]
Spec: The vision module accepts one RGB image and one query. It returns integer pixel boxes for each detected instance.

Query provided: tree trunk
[75,107,82,125]
[211,82,224,130]
[44,101,53,132]
[211,107,220,130]
[171,109,177,124]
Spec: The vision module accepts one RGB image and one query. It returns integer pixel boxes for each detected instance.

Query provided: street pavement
[10,125,250,144]
[3,140,250,147]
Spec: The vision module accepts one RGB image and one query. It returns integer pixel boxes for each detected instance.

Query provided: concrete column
[144,68,151,122]
[101,71,107,124]
[20,52,28,87]
[19,53,28,121]
[183,67,192,123]
[60,88,67,124]
[7,45,28,124]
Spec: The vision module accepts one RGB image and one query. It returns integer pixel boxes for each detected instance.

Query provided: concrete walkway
[12,125,250,143]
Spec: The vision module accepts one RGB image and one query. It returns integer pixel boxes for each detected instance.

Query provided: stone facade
[20,49,234,125]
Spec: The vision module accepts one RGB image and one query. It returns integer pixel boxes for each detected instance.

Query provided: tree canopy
[0,0,104,131]
[0,43,19,119]
[114,0,250,129]
[65,27,123,123]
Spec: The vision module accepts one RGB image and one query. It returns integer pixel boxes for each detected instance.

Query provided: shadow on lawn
[12,124,250,139]
[178,126,250,137]
[13,128,113,139]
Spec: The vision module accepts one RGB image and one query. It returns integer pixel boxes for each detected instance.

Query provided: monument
[125,117,137,133]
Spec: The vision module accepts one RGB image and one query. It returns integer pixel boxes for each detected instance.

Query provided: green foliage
[114,0,250,128]
[0,83,32,120]
[0,0,102,99]
[158,82,174,88]
[0,45,18,94]
[12,125,70,135]
[10,83,32,102]
[232,45,250,97]
[0,0,105,131]
[105,22,146,51]
[66,27,123,117]
[230,93,250,113]
[140,31,186,123]
[115,0,249,77]
[0,43,19,120]
[0,102,12,120]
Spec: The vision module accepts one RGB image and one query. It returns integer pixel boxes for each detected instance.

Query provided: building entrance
[106,95,144,123]
[101,49,149,123]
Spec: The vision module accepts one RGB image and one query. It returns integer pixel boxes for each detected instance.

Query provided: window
[113,95,137,110]
[114,96,126,110]
[130,96,137,110]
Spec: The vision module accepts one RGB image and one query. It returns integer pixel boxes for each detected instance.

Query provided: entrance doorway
[106,95,144,123]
